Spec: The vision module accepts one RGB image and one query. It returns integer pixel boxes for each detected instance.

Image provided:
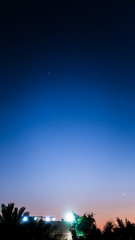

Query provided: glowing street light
[45,217,51,222]
[65,212,75,222]
[22,216,29,222]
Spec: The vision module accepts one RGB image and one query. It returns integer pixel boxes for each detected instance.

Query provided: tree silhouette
[0,203,53,240]
[102,220,115,240]
[71,212,101,240]
[116,217,125,229]
[102,218,135,240]
[114,218,135,240]
[0,203,29,224]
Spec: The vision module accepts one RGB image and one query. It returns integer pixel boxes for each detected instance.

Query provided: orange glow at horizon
[22,201,135,230]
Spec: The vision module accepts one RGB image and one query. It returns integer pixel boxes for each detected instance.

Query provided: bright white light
[34,217,38,221]
[65,213,75,222]
[45,217,51,222]
[22,216,28,222]
[52,217,56,221]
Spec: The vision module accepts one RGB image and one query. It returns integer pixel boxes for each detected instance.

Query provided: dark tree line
[0,203,52,240]
[71,212,135,240]
[1,203,135,240]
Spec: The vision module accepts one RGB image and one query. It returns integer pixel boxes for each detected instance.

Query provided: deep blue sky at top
[0,0,135,224]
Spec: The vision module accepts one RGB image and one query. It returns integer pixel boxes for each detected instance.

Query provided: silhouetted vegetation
[102,218,135,240]
[70,212,135,240]
[0,203,53,240]
[1,203,135,240]
[70,212,101,240]
[0,203,29,224]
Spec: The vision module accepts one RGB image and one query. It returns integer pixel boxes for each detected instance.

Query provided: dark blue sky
[0,0,135,227]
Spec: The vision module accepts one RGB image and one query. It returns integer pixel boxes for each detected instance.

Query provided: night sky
[0,0,135,228]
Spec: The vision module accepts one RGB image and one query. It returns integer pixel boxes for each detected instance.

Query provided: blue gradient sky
[0,0,135,227]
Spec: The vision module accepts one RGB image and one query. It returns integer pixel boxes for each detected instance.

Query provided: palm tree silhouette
[0,203,29,224]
